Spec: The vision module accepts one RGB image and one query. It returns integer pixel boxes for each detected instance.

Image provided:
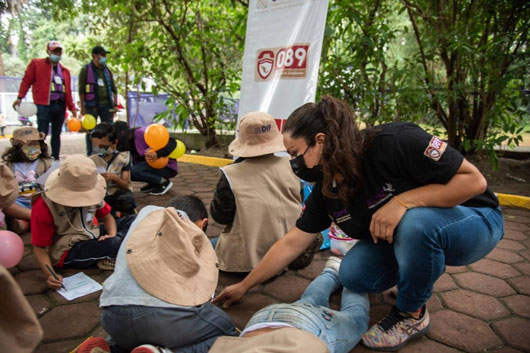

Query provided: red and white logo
[255,44,309,81]
[257,50,275,80]
[424,136,447,161]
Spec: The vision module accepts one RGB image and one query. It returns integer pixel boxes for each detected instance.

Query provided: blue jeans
[62,215,136,268]
[245,268,369,353]
[101,303,236,353]
[131,161,177,185]
[85,104,113,156]
[339,206,504,312]
[36,101,65,159]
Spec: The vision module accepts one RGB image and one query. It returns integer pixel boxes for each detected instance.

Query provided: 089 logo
[255,44,309,81]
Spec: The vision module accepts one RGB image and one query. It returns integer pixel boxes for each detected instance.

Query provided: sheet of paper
[35,160,61,187]
[56,272,103,301]
[96,166,106,174]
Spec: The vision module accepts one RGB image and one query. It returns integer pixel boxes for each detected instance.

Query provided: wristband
[393,195,409,210]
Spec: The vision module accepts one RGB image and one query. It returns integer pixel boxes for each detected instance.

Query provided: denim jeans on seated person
[102,302,237,353]
[62,215,136,268]
[131,161,177,185]
[339,206,504,312]
[245,267,370,353]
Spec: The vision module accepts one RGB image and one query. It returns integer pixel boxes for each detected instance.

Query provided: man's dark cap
[92,45,110,55]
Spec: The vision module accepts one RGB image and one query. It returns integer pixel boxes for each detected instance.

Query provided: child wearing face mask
[1,127,52,234]
[89,122,136,218]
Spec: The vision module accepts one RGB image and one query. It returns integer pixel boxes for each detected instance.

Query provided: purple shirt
[50,64,65,101]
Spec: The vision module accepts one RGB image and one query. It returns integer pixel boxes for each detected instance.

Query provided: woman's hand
[212,282,248,308]
[47,274,63,290]
[369,197,408,244]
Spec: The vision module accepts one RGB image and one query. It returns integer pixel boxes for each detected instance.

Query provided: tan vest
[208,327,329,353]
[89,152,132,194]
[41,193,102,264]
[215,155,301,272]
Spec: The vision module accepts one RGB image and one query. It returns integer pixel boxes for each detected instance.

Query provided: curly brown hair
[284,95,374,204]
[2,140,50,164]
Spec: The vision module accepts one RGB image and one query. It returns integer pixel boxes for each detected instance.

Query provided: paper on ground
[56,272,102,301]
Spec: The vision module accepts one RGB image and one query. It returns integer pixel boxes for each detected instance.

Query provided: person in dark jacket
[79,45,118,156]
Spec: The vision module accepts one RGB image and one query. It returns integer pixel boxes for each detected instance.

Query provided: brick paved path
[3,134,529,353]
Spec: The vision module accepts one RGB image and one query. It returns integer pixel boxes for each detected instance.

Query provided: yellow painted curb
[497,193,530,209]
[179,154,232,167]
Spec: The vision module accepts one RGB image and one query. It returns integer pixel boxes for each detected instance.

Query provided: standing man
[13,41,77,161]
[79,45,118,156]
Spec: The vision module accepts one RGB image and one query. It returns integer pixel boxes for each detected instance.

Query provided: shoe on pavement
[324,256,342,274]
[150,180,173,196]
[140,182,159,192]
[97,258,116,271]
[288,233,323,270]
[131,344,172,353]
[362,305,430,351]
[77,337,109,353]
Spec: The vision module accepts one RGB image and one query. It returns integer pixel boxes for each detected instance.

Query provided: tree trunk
[0,50,5,76]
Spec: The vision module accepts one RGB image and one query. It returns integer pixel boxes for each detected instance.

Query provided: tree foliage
[321,0,529,161]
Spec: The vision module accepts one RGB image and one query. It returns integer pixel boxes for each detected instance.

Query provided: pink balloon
[0,230,24,268]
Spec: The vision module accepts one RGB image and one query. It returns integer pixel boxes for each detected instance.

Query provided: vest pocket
[215,231,245,271]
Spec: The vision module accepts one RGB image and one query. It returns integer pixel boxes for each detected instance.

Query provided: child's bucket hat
[0,164,18,209]
[11,127,45,145]
[126,207,218,306]
[44,154,106,207]
[228,112,286,157]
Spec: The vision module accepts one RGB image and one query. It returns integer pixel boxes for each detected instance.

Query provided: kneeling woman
[214,95,503,351]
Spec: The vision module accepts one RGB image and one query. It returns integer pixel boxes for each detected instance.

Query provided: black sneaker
[150,180,173,195]
[288,233,323,270]
[140,183,158,192]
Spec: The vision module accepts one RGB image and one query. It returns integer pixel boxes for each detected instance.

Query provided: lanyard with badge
[52,67,64,92]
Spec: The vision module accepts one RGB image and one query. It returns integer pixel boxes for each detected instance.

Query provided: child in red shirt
[31,155,134,289]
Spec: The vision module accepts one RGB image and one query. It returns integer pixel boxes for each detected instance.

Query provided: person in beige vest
[0,165,43,353]
[89,122,136,217]
[210,112,321,272]
[1,126,52,233]
[209,257,369,353]
[31,155,135,289]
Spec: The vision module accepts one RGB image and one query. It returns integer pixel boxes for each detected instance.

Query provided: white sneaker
[324,256,342,273]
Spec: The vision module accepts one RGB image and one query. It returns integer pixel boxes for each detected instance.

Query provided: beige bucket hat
[11,127,45,145]
[0,164,18,209]
[126,207,218,306]
[228,112,286,157]
[44,154,106,207]
[209,327,329,353]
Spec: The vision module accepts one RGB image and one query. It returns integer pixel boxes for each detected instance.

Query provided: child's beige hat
[44,154,106,207]
[228,112,286,157]
[11,127,45,145]
[0,164,18,209]
[126,207,218,306]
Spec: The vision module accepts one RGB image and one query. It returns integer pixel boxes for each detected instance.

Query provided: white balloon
[16,102,38,118]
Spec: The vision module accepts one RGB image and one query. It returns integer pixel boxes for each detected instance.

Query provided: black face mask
[289,145,323,182]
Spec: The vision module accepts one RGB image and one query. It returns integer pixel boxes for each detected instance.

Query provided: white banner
[238,0,329,131]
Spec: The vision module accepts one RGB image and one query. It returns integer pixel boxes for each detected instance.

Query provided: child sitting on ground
[31,155,135,289]
[114,122,178,196]
[89,122,136,217]
[76,195,236,353]
[1,127,52,234]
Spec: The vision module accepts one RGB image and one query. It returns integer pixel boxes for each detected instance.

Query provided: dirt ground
[469,154,529,196]
[196,146,529,197]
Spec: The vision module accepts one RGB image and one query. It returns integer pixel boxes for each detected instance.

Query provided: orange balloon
[144,124,169,150]
[146,148,169,169]
[67,119,81,132]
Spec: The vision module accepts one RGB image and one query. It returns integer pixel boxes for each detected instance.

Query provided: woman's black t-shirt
[295,122,499,240]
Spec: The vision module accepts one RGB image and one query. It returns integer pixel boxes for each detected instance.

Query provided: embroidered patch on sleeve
[423,136,447,161]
